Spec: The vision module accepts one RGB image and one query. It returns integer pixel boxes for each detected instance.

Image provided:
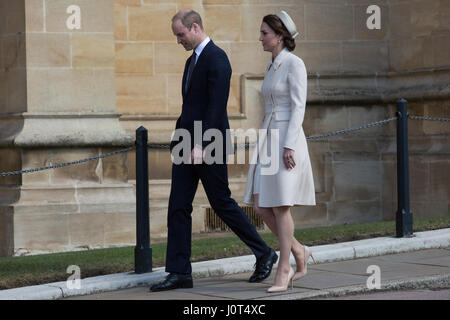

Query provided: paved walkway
[67,247,450,300]
[1,228,449,300]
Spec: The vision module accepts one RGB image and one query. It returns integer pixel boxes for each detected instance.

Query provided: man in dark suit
[150,10,278,292]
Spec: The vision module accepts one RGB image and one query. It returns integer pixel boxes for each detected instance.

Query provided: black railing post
[135,126,152,273]
[396,99,413,237]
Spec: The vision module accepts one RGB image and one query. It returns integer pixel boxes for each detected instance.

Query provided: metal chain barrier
[0,114,448,177]
[0,146,136,177]
[147,143,170,149]
[408,115,450,122]
[306,116,398,140]
[230,116,398,148]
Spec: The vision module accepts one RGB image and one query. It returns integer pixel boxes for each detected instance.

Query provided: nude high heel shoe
[267,267,295,293]
[293,245,316,281]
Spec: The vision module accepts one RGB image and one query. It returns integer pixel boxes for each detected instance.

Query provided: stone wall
[0,0,135,256]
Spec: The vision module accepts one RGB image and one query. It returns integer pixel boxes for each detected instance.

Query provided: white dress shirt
[194,36,210,63]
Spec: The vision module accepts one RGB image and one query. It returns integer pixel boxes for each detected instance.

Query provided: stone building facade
[0,0,449,256]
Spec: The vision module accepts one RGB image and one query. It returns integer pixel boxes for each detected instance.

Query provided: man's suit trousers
[165,162,271,274]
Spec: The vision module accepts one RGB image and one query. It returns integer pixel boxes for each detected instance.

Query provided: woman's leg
[271,205,294,286]
[253,194,306,273]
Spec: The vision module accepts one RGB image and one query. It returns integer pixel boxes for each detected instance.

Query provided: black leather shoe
[150,273,193,292]
[249,249,278,283]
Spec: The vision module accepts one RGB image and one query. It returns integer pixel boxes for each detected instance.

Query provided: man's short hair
[172,10,203,31]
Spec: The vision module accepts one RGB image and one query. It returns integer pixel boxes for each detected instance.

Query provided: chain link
[408,115,450,122]
[0,146,136,177]
[147,143,170,149]
[1,114,448,177]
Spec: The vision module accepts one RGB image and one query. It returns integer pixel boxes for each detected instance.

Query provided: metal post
[396,99,413,237]
[134,126,152,273]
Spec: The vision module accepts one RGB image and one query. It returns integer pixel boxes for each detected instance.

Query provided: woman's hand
[283,148,296,170]
[190,144,204,164]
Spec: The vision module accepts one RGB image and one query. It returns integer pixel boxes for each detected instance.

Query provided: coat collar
[194,37,211,60]
[267,47,289,72]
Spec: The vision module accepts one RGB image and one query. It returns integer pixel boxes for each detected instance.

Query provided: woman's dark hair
[262,14,296,52]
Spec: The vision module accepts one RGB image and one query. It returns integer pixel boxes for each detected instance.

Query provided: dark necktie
[185,52,196,91]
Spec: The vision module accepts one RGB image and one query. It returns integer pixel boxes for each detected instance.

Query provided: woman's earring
[277,39,281,44]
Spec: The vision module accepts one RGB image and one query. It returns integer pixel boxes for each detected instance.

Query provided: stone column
[0,0,134,256]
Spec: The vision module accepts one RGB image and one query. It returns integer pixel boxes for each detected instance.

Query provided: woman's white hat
[276,10,299,38]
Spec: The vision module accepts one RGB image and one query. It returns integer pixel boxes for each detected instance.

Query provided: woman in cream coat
[243,11,316,292]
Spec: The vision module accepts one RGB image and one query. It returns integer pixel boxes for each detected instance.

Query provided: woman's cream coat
[243,48,316,207]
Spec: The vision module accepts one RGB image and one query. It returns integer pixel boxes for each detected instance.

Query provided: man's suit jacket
[170,40,233,159]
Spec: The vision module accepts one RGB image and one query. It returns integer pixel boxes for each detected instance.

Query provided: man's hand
[190,144,204,164]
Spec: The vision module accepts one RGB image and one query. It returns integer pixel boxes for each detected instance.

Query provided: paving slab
[290,269,369,290]
[315,288,450,300]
